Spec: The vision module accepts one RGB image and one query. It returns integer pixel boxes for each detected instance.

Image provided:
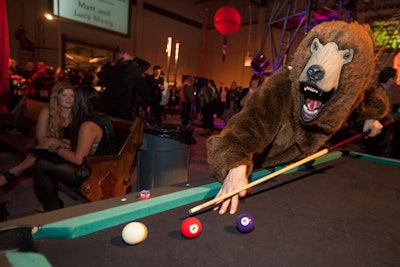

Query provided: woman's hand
[48,143,59,153]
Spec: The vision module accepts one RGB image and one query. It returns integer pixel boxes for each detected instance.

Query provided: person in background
[160,78,170,121]
[198,79,218,136]
[223,81,241,125]
[97,51,150,120]
[147,65,165,124]
[19,61,35,80]
[219,86,227,119]
[180,76,196,127]
[239,74,264,108]
[0,82,75,186]
[132,72,150,117]
[6,59,21,113]
[32,64,56,98]
[33,86,117,211]
[364,67,398,157]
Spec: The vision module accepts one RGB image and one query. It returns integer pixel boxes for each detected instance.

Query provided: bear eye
[342,49,354,64]
[343,51,352,60]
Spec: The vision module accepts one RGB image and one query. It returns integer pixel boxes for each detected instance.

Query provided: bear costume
[207,21,389,183]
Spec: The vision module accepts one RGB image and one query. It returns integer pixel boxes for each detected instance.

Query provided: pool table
[1,150,400,267]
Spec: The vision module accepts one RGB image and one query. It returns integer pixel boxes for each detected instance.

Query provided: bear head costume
[207,21,389,182]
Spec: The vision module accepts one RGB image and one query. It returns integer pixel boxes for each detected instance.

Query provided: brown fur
[207,21,389,182]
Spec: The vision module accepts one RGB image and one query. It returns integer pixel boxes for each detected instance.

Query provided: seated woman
[0,82,75,186]
[34,85,117,211]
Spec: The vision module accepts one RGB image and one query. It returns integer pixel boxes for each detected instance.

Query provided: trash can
[137,123,196,190]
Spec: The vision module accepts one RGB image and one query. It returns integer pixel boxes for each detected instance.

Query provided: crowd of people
[6,54,273,136]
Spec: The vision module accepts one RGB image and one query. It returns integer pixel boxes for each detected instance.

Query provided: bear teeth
[304,86,319,94]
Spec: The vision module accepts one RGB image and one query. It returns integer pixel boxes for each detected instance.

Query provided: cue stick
[188,148,329,214]
[330,119,393,150]
[188,120,393,215]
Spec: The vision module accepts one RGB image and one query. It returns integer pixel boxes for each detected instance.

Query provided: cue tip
[188,207,200,215]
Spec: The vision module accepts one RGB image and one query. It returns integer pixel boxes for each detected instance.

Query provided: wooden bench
[0,98,145,202]
[74,117,144,201]
[0,97,46,158]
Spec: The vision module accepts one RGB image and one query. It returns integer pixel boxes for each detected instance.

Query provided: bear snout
[307,64,325,83]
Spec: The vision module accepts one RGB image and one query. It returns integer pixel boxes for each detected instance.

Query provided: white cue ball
[122,222,148,245]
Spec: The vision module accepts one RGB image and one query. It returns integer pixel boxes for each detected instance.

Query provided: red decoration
[214,6,241,36]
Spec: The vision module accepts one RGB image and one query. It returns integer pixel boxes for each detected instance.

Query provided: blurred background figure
[239,74,264,108]
[198,79,217,136]
[223,81,241,125]
[180,76,196,127]
[97,51,150,120]
[146,65,165,124]
[364,67,397,158]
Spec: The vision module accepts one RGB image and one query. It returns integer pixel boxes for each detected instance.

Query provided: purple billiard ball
[236,213,255,233]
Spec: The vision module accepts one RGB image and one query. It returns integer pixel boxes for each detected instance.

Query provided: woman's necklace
[61,115,70,126]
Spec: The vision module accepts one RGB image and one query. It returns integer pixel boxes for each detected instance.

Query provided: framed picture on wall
[63,36,118,71]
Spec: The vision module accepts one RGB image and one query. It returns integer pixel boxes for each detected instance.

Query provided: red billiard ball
[236,213,255,233]
[181,217,202,239]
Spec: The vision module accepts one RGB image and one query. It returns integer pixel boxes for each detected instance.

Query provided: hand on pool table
[213,165,249,215]
[363,119,383,138]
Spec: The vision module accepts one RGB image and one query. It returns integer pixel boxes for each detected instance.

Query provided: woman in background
[33,85,117,211]
[0,82,75,186]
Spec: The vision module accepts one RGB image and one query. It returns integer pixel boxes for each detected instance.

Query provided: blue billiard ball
[236,213,255,233]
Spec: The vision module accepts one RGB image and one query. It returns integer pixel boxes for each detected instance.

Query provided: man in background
[98,51,150,120]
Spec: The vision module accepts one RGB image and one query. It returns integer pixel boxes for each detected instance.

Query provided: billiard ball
[180,217,202,239]
[236,213,255,233]
[122,222,148,245]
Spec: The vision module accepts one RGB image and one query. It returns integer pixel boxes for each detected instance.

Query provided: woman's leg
[0,139,68,186]
[34,158,82,211]
[0,153,37,186]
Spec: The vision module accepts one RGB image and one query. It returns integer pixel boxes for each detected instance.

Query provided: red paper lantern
[214,6,241,36]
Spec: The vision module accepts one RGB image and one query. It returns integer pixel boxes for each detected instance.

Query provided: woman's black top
[90,114,117,156]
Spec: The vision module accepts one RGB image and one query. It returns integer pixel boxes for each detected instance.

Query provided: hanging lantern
[214,6,241,61]
[214,6,241,36]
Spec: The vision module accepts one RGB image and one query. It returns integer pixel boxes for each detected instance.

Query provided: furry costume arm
[207,67,292,183]
[350,85,390,122]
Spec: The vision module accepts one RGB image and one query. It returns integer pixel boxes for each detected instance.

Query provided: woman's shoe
[0,171,17,186]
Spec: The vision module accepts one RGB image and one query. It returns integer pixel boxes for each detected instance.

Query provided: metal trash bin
[137,123,196,190]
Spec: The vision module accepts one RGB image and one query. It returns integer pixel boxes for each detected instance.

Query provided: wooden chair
[0,95,26,130]
[59,117,145,202]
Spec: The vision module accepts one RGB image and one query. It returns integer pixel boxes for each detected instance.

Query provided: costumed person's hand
[213,165,248,215]
[363,119,383,138]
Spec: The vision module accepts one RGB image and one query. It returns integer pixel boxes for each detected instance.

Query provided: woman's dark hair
[69,86,104,149]
[250,74,263,86]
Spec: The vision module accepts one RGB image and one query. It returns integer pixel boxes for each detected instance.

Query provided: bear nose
[307,64,324,82]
